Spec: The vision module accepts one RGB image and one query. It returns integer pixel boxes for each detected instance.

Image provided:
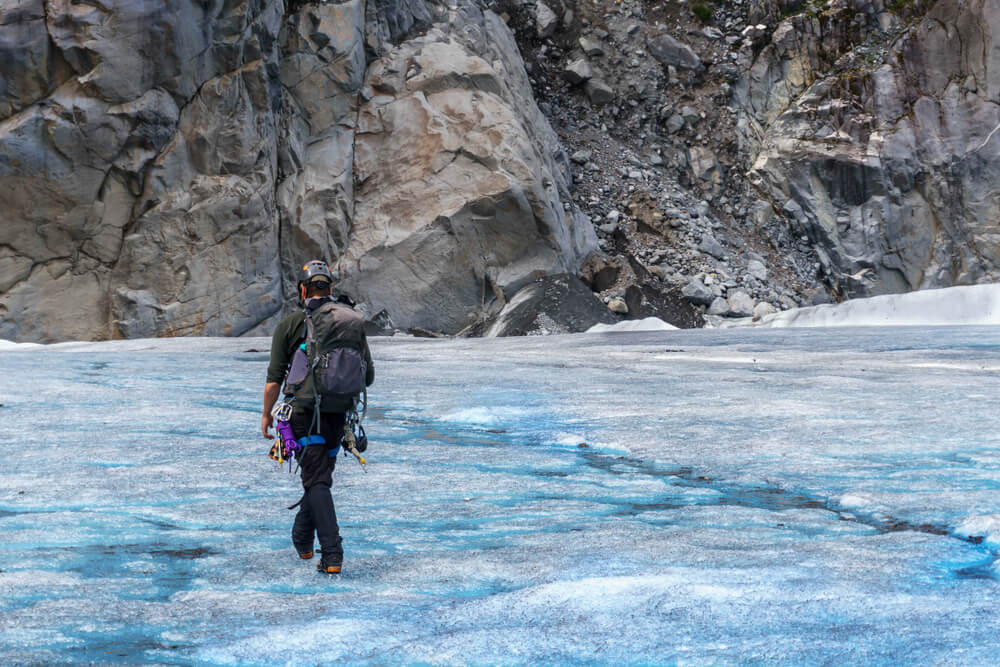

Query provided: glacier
[2,294,1000,663]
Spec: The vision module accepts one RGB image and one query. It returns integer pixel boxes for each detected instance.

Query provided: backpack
[283,299,367,414]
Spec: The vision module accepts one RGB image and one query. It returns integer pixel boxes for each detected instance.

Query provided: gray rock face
[737,0,1000,298]
[0,0,596,342]
[1,0,285,341]
[344,16,596,334]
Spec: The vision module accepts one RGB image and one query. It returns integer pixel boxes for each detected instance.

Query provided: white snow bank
[0,339,43,350]
[587,317,677,333]
[729,284,1000,328]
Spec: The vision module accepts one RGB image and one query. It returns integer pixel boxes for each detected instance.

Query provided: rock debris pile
[493,0,827,329]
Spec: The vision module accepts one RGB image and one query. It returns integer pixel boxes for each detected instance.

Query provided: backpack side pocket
[285,347,310,392]
[318,348,366,394]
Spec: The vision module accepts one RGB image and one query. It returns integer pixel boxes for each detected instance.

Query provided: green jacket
[267,307,375,413]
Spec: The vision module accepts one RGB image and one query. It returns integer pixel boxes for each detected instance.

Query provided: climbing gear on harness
[267,421,302,470]
[267,399,302,471]
[342,407,368,472]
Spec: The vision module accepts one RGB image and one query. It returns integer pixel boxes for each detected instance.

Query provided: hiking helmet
[299,259,333,287]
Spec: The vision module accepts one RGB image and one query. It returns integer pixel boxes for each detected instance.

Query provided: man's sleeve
[266,318,291,385]
[363,334,375,387]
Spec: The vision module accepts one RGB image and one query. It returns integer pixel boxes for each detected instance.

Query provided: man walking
[261,260,375,574]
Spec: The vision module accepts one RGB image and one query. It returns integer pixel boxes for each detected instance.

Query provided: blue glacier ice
[2,319,1000,663]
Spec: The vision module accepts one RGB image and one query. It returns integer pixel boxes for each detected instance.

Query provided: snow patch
[586,317,677,333]
[0,339,43,350]
[727,284,1000,328]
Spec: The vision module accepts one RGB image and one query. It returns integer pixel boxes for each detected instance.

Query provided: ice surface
[728,284,1000,328]
[2,326,1000,663]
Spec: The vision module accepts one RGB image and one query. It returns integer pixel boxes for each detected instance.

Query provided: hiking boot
[317,553,342,574]
[294,541,314,559]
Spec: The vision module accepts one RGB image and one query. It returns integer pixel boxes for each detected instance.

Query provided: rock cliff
[3,0,1000,342]
[0,0,594,342]
[739,0,1000,297]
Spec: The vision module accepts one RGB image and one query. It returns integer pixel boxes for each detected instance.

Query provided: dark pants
[290,410,346,561]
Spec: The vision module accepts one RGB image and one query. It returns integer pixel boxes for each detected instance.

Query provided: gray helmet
[299,259,333,287]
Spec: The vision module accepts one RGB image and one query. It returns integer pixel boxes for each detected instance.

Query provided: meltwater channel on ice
[2,285,1000,664]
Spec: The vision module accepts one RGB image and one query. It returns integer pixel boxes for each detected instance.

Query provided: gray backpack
[284,299,367,413]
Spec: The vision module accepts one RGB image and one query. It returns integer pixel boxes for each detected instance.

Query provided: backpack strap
[304,310,316,360]
[302,308,324,437]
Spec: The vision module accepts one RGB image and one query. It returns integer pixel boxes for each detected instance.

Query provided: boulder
[485,274,617,336]
[747,259,768,282]
[682,278,714,306]
[579,36,605,57]
[607,297,629,314]
[535,2,559,38]
[753,302,777,320]
[708,297,730,316]
[647,33,702,71]
[585,78,615,105]
[564,58,594,85]
[698,235,726,260]
[727,290,755,317]
[689,146,720,186]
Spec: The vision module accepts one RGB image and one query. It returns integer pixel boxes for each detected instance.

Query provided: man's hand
[262,382,282,438]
